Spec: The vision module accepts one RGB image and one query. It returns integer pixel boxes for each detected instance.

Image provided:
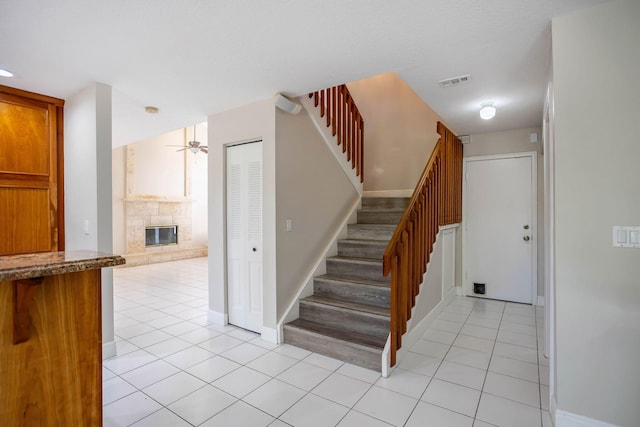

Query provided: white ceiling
[0,0,608,147]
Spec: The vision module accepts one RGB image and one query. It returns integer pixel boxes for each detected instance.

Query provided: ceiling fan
[167,124,208,154]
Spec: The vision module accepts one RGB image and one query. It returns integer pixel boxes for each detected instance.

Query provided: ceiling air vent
[438,74,472,88]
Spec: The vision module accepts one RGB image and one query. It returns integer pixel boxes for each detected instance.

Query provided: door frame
[225,139,264,332]
[461,151,538,304]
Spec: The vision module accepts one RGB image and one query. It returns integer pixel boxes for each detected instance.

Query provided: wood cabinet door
[0,86,64,255]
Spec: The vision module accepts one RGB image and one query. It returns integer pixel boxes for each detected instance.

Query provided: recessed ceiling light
[144,106,159,114]
[479,103,496,120]
[0,68,14,78]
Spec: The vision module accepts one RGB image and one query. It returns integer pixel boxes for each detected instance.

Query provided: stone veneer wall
[125,198,192,254]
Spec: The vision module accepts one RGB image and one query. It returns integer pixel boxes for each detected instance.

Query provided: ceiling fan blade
[200,147,208,154]
[176,147,189,152]
[166,144,187,147]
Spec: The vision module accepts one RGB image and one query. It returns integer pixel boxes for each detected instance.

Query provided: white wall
[552,1,640,425]
[208,99,278,336]
[64,82,116,358]
[347,72,450,192]
[275,108,360,318]
[190,124,209,247]
[461,127,544,299]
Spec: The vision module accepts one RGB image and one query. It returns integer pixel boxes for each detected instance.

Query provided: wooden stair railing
[308,85,364,182]
[382,122,462,367]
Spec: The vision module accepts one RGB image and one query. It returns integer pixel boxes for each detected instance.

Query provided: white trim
[276,197,361,333]
[102,340,117,360]
[299,96,363,196]
[261,326,278,344]
[441,226,457,298]
[363,189,413,198]
[456,286,464,296]
[384,286,457,377]
[543,81,556,406]
[441,223,459,231]
[208,309,228,325]
[462,151,538,305]
[551,394,558,425]
[537,296,545,306]
[381,333,391,378]
[555,410,620,427]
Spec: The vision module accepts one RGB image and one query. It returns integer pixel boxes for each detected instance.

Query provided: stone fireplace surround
[124,197,207,266]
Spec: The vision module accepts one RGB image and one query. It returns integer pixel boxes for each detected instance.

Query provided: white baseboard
[208,309,227,326]
[261,326,279,344]
[537,295,545,306]
[456,286,464,296]
[103,340,117,360]
[556,410,620,427]
[363,189,413,198]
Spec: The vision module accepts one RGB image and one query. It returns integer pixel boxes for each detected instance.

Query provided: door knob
[252,247,257,252]
[523,236,530,241]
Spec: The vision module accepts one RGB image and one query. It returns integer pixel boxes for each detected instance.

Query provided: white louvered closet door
[226,141,263,332]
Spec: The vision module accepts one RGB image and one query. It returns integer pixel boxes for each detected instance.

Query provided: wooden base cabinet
[0,251,125,427]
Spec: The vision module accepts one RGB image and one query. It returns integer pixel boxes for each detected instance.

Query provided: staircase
[283,197,408,371]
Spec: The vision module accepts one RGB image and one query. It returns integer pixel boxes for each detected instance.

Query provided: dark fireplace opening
[145,225,178,247]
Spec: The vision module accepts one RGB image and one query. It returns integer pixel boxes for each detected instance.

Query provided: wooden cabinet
[0,251,125,427]
[0,85,64,255]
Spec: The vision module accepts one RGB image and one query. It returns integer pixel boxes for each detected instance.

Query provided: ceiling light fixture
[273,93,302,115]
[479,103,496,120]
[144,106,159,114]
[0,68,14,78]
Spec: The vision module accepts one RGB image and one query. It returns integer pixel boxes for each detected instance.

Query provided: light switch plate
[613,226,640,248]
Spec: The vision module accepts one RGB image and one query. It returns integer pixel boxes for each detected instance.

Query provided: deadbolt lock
[523,225,529,230]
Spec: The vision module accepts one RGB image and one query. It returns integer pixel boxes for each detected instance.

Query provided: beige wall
[134,129,185,197]
[461,127,544,298]
[275,109,359,318]
[348,72,447,192]
[207,99,361,335]
[552,1,640,425]
[112,146,126,255]
[208,99,278,334]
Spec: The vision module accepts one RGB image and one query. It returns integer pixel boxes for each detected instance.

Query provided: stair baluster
[308,85,364,182]
[383,122,462,367]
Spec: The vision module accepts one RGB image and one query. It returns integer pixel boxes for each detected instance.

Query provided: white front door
[226,141,263,332]
[463,153,536,304]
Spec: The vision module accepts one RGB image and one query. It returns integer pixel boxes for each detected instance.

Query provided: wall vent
[438,74,472,88]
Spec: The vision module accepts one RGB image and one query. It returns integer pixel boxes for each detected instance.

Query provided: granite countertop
[0,250,126,282]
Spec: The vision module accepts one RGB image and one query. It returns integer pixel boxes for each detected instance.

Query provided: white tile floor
[105,257,553,427]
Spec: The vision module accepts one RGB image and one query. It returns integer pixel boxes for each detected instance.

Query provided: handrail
[382,121,462,367]
[308,84,364,182]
